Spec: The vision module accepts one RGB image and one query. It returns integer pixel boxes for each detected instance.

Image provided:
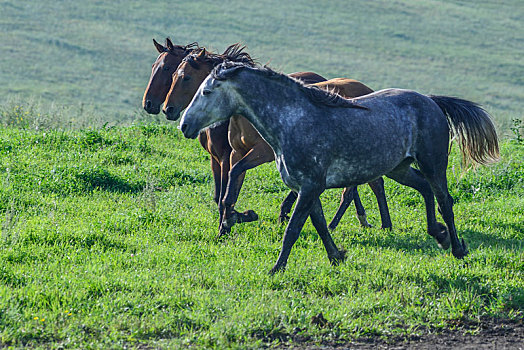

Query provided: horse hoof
[452,238,468,259]
[357,214,373,228]
[329,249,347,266]
[216,226,231,241]
[430,222,450,250]
[269,263,286,275]
[242,210,258,223]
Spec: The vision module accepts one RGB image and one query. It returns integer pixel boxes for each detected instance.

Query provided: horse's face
[142,40,187,114]
[162,57,212,121]
[179,76,236,139]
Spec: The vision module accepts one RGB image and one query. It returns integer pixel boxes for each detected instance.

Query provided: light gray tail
[429,95,499,165]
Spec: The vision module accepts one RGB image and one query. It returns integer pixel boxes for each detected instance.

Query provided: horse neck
[233,75,315,155]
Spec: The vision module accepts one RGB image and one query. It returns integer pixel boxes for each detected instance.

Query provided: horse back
[314,78,374,98]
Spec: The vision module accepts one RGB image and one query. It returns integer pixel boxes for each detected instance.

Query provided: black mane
[169,41,199,55]
[212,62,368,110]
[182,44,256,69]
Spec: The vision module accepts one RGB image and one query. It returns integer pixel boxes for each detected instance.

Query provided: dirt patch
[282,318,524,349]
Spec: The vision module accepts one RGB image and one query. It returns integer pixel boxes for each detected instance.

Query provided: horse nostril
[181,123,188,133]
[165,106,174,115]
[145,100,152,109]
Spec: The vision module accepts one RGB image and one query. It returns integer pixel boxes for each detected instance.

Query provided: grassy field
[1,0,523,348]
[1,0,523,132]
[0,112,522,348]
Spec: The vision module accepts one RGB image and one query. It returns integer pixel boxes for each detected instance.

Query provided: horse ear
[165,38,174,51]
[197,48,206,59]
[153,39,165,53]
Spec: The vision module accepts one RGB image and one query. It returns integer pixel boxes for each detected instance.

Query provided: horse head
[142,38,198,114]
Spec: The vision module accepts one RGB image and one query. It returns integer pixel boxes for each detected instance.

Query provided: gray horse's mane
[211,62,367,110]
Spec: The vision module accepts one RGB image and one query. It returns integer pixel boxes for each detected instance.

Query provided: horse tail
[429,95,500,165]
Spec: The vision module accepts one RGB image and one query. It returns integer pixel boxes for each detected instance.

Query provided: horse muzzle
[179,122,199,139]
[143,100,161,114]
[163,106,182,121]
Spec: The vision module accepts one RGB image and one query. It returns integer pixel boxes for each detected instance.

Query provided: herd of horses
[142,38,499,273]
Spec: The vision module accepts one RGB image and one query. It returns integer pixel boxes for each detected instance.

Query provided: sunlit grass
[0,120,522,348]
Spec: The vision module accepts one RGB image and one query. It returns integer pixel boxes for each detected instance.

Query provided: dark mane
[212,62,368,110]
[182,44,256,69]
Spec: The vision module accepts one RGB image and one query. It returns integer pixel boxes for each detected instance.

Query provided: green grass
[1,0,523,347]
[1,0,523,132]
[0,117,522,348]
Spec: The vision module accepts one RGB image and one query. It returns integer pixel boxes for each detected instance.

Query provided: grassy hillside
[1,0,523,132]
[0,115,522,347]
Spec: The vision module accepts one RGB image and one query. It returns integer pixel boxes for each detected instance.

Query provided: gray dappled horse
[180,62,500,274]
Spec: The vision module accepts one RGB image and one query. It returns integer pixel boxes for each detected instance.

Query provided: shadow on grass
[75,168,143,193]
[460,229,523,252]
[325,226,523,258]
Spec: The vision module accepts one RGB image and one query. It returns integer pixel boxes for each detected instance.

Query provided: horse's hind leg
[279,191,297,223]
[353,187,373,228]
[386,162,450,250]
[328,187,372,230]
[367,178,393,230]
[328,187,354,230]
[418,164,468,258]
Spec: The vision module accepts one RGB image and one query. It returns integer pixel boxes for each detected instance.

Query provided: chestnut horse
[143,38,199,114]
[163,46,392,236]
[143,39,265,228]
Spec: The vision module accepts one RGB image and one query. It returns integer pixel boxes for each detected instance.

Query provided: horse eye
[202,90,212,96]
[183,75,191,81]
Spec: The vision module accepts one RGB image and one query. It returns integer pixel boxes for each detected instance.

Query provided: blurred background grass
[1,0,522,133]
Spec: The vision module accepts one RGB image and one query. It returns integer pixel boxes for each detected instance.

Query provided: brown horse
[142,39,243,225]
[163,46,392,236]
[143,42,317,230]
[142,38,199,114]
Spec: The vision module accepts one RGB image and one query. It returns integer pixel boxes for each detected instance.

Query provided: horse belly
[325,154,401,188]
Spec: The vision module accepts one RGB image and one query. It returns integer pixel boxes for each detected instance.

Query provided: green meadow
[0,112,523,348]
[1,0,523,348]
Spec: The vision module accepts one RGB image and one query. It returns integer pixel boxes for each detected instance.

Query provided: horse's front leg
[221,144,274,232]
[367,177,393,229]
[270,184,322,274]
[310,198,346,265]
[216,156,231,238]
[210,157,222,207]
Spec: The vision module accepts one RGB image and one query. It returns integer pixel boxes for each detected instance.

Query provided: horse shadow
[313,224,523,258]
